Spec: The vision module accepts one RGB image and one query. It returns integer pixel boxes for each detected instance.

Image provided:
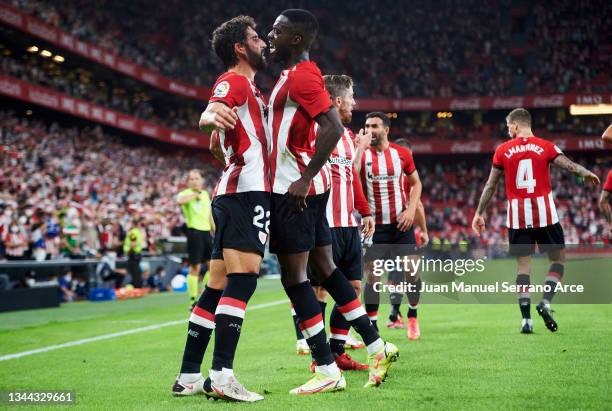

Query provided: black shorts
[508,222,565,257]
[309,226,363,286]
[211,191,271,260]
[373,223,417,247]
[269,192,332,255]
[187,228,212,265]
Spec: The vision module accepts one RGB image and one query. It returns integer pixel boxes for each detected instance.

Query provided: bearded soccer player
[356,112,423,340]
[472,108,599,334]
[267,9,398,393]
[171,16,269,402]
[290,74,374,371]
[600,124,612,234]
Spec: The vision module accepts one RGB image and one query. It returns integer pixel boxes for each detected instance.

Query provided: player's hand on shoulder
[287,176,311,212]
[397,209,414,232]
[361,216,375,239]
[471,213,485,236]
[199,103,238,132]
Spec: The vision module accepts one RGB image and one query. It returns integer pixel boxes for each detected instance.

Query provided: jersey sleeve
[398,146,416,175]
[492,145,504,169]
[288,64,331,119]
[208,75,248,108]
[546,141,564,163]
[605,170,612,192]
[352,166,371,217]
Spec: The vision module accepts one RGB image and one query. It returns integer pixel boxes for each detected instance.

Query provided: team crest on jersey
[213,81,230,98]
[258,231,268,244]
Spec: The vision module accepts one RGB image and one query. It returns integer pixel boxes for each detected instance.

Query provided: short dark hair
[211,15,256,68]
[506,108,532,126]
[366,112,391,128]
[280,9,319,49]
[323,74,353,99]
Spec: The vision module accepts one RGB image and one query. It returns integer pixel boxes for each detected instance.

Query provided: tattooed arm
[472,167,503,236]
[552,155,600,185]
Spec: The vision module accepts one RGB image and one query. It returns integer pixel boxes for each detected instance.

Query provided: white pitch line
[0,298,288,362]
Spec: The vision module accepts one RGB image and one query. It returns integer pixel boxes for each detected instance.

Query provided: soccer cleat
[344,332,365,350]
[407,317,420,340]
[204,376,264,402]
[289,371,346,395]
[536,302,558,332]
[296,339,311,355]
[386,317,405,329]
[334,353,369,371]
[172,376,205,396]
[520,319,533,334]
[364,342,399,388]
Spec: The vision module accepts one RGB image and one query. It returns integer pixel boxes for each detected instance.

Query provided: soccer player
[171,15,269,402]
[294,74,374,371]
[356,112,424,340]
[472,108,599,334]
[176,170,213,308]
[386,138,429,330]
[600,124,612,233]
[267,9,398,393]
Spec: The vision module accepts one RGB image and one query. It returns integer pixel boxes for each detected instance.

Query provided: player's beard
[371,132,382,145]
[246,47,267,71]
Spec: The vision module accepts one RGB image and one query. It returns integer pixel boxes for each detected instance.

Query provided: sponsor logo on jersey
[213,81,230,98]
[367,171,397,181]
[328,156,352,166]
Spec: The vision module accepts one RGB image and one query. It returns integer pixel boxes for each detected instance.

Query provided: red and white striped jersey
[209,71,270,197]
[325,127,371,227]
[360,143,416,225]
[268,61,332,196]
[604,170,612,192]
[492,136,563,229]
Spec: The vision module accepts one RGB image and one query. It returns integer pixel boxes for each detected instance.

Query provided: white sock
[209,368,234,385]
[179,372,202,383]
[316,362,341,378]
[366,338,384,356]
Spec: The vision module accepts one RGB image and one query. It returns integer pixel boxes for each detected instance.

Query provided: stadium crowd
[0,111,217,261]
[0,42,201,130]
[9,0,610,97]
[1,111,609,261]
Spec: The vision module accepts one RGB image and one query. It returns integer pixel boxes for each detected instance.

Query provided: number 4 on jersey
[516,158,536,193]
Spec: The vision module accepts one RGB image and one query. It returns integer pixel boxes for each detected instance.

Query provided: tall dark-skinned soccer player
[267,9,399,393]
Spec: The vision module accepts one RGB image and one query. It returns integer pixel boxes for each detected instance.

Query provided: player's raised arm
[199,102,238,132]
[551,155,600,186]
[472,167,503,236]
[353,128,372,174]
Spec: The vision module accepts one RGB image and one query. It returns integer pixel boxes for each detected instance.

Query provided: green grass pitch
[0,258,610,410]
